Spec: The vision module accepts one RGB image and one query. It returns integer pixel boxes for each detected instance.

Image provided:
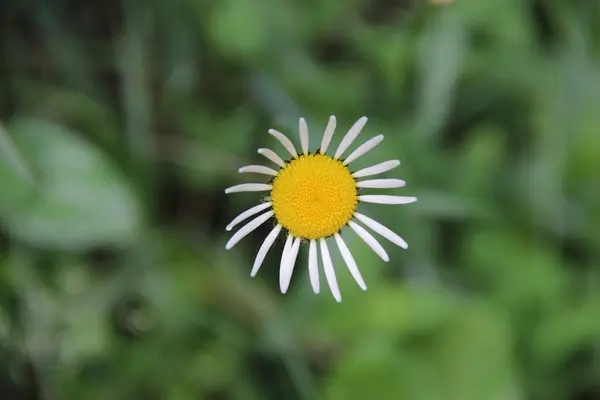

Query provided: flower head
[224,116,417,302]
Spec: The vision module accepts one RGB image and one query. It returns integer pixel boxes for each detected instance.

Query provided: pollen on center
[271,154,358,239]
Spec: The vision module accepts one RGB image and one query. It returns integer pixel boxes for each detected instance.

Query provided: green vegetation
[1,0,600,399]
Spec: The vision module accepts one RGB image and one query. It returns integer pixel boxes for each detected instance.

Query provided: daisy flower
[224,116,417,302]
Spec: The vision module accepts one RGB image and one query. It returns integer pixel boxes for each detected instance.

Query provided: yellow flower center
[271,154,358,239]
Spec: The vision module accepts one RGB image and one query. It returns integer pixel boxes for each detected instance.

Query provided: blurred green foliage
[1,0,600,399]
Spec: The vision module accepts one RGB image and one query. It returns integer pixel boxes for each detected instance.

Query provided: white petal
[334,116,368,159]
[225,183,272,194]
[225,210,274,250]
[320,115,336,154]
[251,224,282,277]
[226,202,272,231]
[359,195,418,205]
[258,148,285,167]
[308,239,319,293]
[280,236,301,294]
[348,220,389,262]
[343,135,384,165]
[320,238,342,302]
[283,233,293,253]
[354,212,408,249]
[299,118,309,155]
[279,235,293,285]
[279,235,293,276]
[268,129,298,158]
[239,165,278,176]
[352,160,401,178]
[356,179,406,189]
[334,233,367,291]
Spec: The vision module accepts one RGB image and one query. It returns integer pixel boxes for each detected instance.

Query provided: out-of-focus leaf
[0,118,140,250]
[566,86,600,182]
[309,283,457,342]
[0,122,35,184]
[326,302,522,400]
[249,72,302,131]
[55,263,112,369]
[172,106,257,188]
[0,307,9,341]
[426,304,522,400]
[363,30,413,98]
[208,0,271,60]
[14,84,121,149]
[462,229,568,312]
[410,189,491,220]
[325,339,410,400]
[456,0,534,48]
[454,124,507,196]
[531,292,600,368]
[12,254,111,376]
[274,55,371,116]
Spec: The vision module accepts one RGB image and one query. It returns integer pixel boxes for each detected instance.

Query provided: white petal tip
[224,189,230,194]
[225,226,232,231]
[280,280,292,294]
[383,256,390,262]
[361,286,368,291]
[335,297,342,303]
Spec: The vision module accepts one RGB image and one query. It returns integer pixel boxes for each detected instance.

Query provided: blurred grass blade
[117,1,154,204]
[249,72,302,132]
[416,8,466,140]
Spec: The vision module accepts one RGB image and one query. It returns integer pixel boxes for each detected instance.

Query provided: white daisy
[224,116,417,302]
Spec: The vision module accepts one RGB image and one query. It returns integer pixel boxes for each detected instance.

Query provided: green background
[1,0,600,399]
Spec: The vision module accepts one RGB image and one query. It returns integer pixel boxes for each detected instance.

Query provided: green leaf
[0,123,37,212]
[0,118,141,250]
[0,122,35,183]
